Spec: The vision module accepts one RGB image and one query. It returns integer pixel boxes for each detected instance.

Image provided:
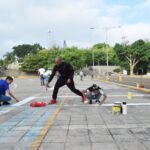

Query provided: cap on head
[93,84,97,87]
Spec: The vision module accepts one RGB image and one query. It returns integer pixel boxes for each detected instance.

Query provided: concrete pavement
[108,75,150,89]
[0,78,150,150]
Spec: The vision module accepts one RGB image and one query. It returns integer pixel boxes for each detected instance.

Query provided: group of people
[38,68,52,86]
[0,56,107,106]
[45,57,107,105]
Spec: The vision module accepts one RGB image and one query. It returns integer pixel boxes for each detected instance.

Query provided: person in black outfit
[46,56,86,104]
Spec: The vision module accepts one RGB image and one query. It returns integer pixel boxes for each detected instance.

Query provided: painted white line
[0,110,11,115]
[0,97,36,116]
[103,103,150,106]
[35,94,150,99]
[63,103,150,107]
[11,97,35,107]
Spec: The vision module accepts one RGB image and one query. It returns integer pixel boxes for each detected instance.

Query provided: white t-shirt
[80,71,84,76]
[38,68,45,75]
[44,70,52,76]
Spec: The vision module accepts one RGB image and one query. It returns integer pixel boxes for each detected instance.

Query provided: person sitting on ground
[82,84,107,105]
[0,76,19,105]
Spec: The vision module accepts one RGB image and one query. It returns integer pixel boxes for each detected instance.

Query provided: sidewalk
[0,78,150,150]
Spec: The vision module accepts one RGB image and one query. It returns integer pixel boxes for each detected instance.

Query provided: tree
[0,59,4,66]
[114,40,150,75]
[60,47,86,70]
[13,43,43,61]
[91,43,117,66]
[3,52,16,66]
[20,49,61,72]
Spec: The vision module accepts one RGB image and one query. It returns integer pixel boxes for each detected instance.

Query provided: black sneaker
[89,101,92,104]
[96,100,100,104]
[3,101,11,105]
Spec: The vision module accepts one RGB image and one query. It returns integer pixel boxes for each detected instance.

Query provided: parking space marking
[31,99,65,150]
[11,97,35,107]
[35,94,150,99]
[63,103,150,107]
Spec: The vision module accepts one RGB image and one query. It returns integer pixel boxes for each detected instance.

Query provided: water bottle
[122,102,127,115]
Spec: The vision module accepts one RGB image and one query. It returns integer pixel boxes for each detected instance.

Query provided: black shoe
[96,100,100,104]
[0,101,2,106]
[3,101,11,105]
[89,101,92,104]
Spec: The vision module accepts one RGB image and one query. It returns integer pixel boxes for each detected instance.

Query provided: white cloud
[0,0,149,58]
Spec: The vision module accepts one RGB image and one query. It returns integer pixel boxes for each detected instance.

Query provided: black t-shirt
[48,62,74,83]
[88,86,101,92]
[87,85,104,95]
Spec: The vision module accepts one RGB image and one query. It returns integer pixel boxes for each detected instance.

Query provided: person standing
[46,56,86,104]
[44,69,52,83]
[38,68,45,86]
[79,70,84,81]
[0,76,19,105]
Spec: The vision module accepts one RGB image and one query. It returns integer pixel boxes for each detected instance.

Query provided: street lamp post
[90,27,95,78]
[103,26,121,78]
[48,30,51,49]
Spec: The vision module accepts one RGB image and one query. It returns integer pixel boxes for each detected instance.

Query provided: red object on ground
[139,84,144,88]
[30,101,46,107]
[48,99,57,105]
[82,95,86,103]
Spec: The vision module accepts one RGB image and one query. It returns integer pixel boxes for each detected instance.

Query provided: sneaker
[3,101,11,105]
[89,101,92,104]
[48,99,57,105]
[96,100,100,104]
[81,95,86,103]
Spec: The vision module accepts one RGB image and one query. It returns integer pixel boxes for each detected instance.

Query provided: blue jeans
[87,92,101,103]
[40,74,45,85]
[0,95,11,102]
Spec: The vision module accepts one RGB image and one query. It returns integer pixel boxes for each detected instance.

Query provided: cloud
[0,0,149,58]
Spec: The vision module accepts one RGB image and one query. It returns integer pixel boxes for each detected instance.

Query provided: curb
[102,80,150,94]
[16,76,38,79]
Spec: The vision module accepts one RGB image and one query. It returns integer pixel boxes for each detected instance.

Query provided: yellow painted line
[1,76,38,79]
[30,99,65,150]
[102,80,150,94]
[17,76,38,79]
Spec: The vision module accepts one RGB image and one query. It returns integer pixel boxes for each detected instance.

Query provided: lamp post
[103,26,121,78]
[90,27,95,78]
[48,30,51,49]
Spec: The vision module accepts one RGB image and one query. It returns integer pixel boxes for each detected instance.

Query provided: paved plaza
[0,78,150,150]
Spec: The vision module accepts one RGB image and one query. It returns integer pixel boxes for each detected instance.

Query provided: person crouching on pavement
[0,76,19,106]
[82,84,107,105]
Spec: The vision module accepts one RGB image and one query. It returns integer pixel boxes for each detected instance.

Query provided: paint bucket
[112,102,122,115]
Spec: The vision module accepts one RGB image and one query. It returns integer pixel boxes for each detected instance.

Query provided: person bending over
[46,56,86,104]
[0,76,19,105]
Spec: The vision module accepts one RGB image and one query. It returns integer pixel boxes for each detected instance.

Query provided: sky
[0,0,150,58]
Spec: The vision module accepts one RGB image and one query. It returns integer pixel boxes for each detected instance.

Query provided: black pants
[52,77,83,99]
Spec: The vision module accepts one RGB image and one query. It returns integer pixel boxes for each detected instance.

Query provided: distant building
[63,40,67,49]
